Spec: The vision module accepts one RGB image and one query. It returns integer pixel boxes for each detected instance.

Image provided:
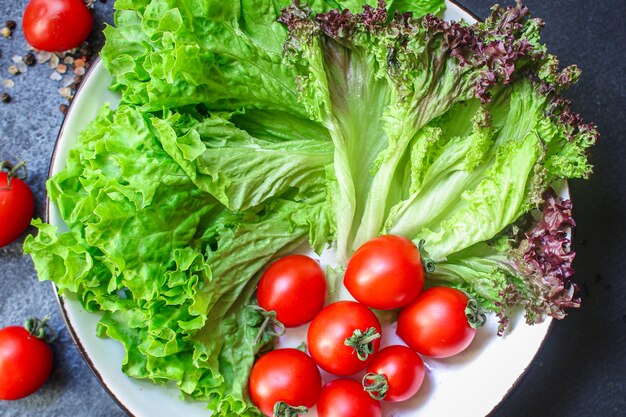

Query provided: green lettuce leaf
[280,1,595,264]
[102,0,444,113]
[24,104,327,416]
[102,0,302,113]
[153,109,334,212]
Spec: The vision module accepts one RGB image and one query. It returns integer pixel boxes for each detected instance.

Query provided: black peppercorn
[22,53,36,67]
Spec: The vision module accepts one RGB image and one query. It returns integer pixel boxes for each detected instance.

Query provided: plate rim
[43,2,555,416]
[44,57,135,417]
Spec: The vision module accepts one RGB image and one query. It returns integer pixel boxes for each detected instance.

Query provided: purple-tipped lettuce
[279,0,557,261]
[278,1,596,331]
[430,188,581,334]
[513,189,579,323]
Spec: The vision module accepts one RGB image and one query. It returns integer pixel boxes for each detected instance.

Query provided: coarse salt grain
[36,52,52,64]
[64,56,74,65]
[57,64,68,74]
[50,71,63,81]
[49,54,60,68]
[59,87,72,98]
[2,79,14,88]
[61,75,75,88]
[16,62,27,74]
[11,55,22,64]
[73,66,86,76]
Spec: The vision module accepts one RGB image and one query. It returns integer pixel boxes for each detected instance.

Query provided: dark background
[0,0,624,416]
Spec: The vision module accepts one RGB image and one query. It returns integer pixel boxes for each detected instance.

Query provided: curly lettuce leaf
[279,1,545,259]
[280,1,596,267]
[102,0,444,113]
[153,109,334,212]
[24,104,327,416]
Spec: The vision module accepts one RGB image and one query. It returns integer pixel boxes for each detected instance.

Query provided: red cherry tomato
[0,171,34,247]
[307,301,382,376]
[317,379,382,417]
[257,255,327,327]
[22,0,94,52]
[397,287,476,358]
[362,345,426,402]
[0,325,53,400]
[344,235,425,310]
[248,348,321,417]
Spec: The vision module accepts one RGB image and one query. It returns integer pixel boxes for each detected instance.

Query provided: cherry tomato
[248,348,321,417]
[307,301,382,376]
[0,325,53,400]
[22,0,94,52]
[362,345,425,402]
[344,235,425,310]
[257,255,327,327]
[0,171,34,247]
[317,379,382,417]
[397,287,476,358]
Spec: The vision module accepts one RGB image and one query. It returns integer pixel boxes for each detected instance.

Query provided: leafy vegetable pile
[24,0,597,415]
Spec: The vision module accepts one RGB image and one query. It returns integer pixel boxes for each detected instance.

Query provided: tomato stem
[0,160,28,190]
[249,305,286,345]
[362,372,389,401]
[344,327,380,361]
[417,239,435,273]
[273,401,308,417]
[465,297,487,329]
[24,315,56,343]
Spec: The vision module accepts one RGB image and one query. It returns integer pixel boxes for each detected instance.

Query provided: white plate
[48,2,556,416]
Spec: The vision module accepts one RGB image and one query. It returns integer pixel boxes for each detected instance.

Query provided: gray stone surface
[0,1,624,417]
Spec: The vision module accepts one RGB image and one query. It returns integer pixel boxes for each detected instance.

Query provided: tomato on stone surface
[362,345,426,402]
[0,163,34,248]
[307,301,382,376]
[317,379,382,417]
[397,286,477,358]
[248,348,321,417]
[0,318,54,400]
[257,254,326,327]
[344,235,425,310]
[22,0,94,52]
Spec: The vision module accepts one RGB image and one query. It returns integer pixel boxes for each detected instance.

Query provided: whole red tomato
[0,322,53,400]
[307,301,382,376]
[317,379,382,417]
[248,348,321,417]
[397,287,476,358]
[363,345,426,402]
[344,235,425,310]
[22,0,94,52]
[257,255,326,327]
[0,170,34,247]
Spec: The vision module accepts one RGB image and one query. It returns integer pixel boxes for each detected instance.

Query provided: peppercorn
[59,104,69,114]
[1,92,11,103]
[4,21,16,30]
[22,53,36,67]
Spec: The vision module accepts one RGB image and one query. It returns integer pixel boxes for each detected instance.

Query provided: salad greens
[24,0,596,415]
